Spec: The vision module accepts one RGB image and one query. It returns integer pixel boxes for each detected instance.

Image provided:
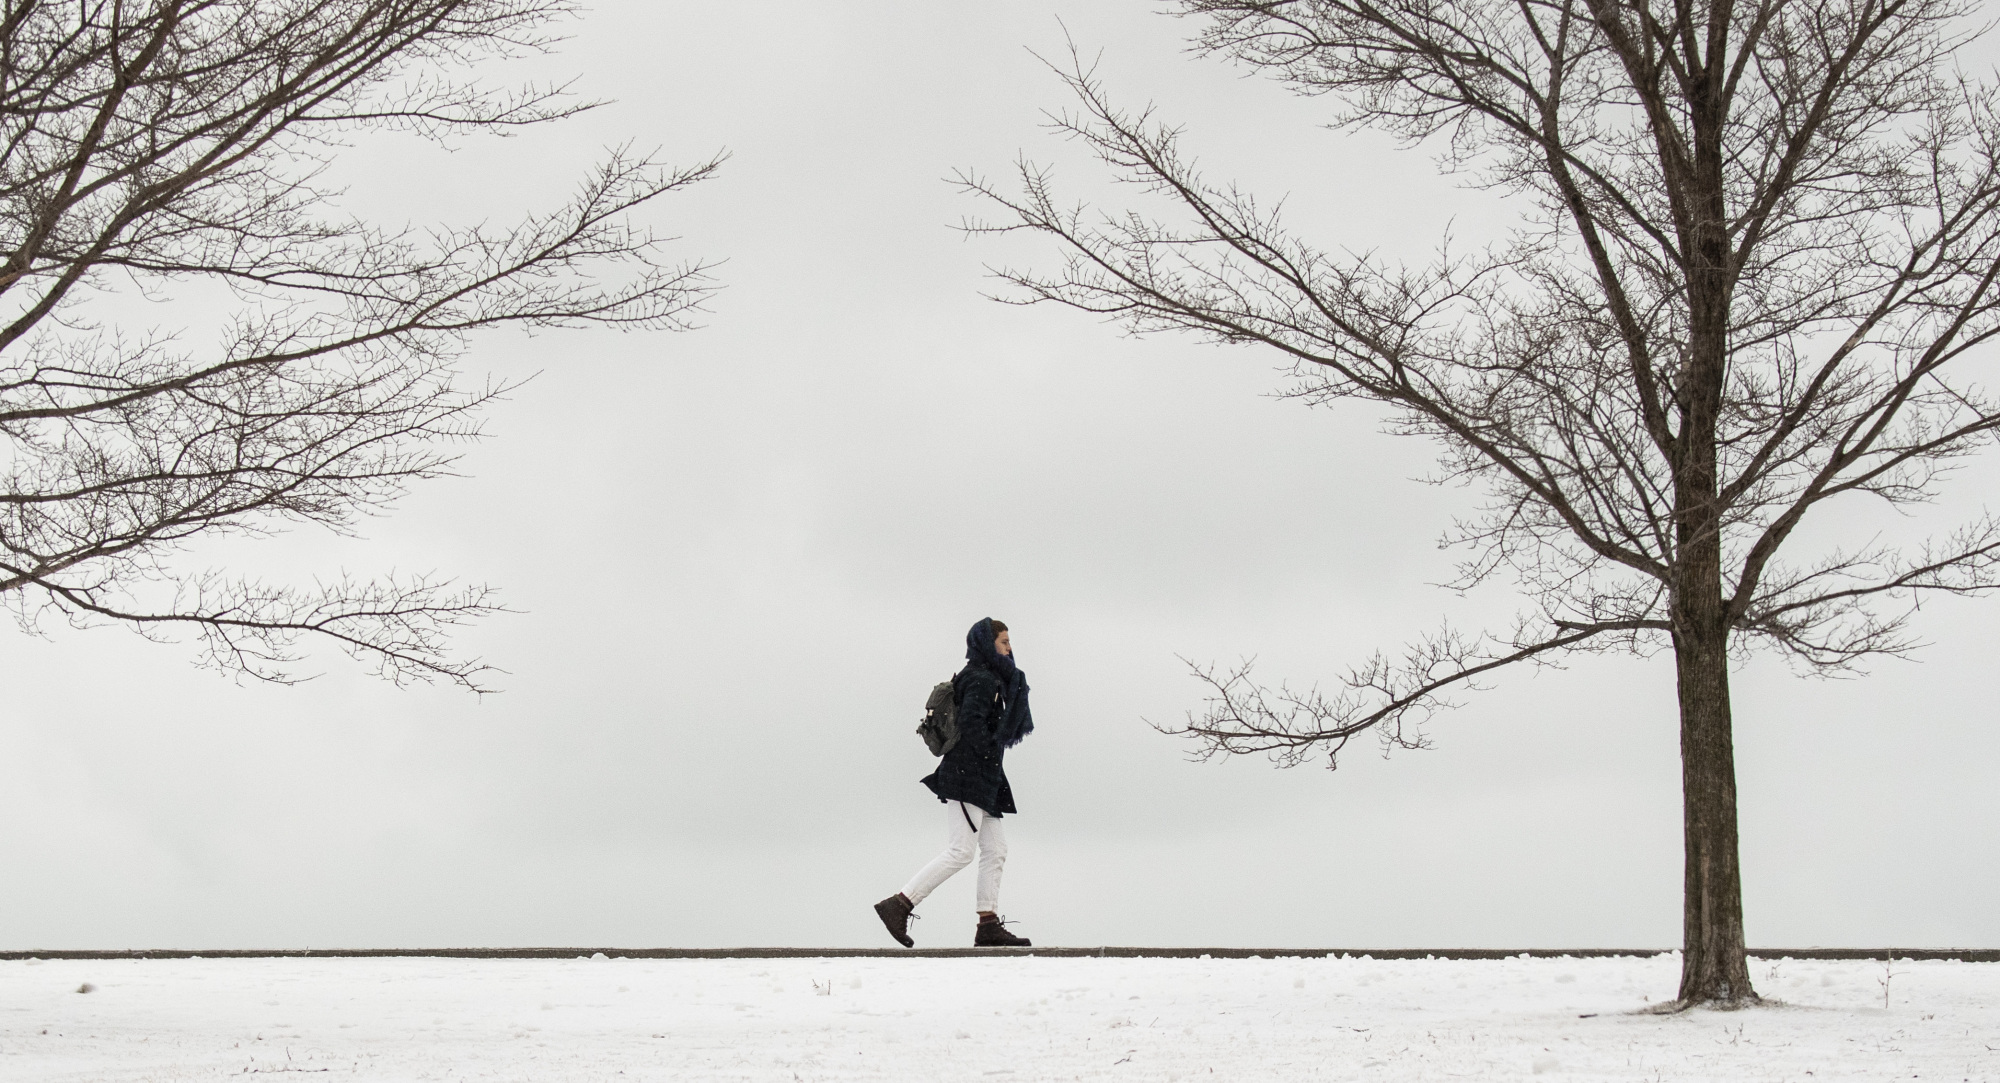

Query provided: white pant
[901,801,1008,912]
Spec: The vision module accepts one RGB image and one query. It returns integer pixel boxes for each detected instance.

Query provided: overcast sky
[4,1,1997,951]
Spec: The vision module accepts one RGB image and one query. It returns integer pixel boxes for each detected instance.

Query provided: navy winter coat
[920,618,1033,817]
[921,664,1016,816]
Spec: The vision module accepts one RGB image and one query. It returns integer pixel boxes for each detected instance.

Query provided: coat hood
[964,617,1033,748]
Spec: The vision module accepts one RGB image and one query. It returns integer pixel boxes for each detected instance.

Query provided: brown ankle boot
[873,893,917,947]
[973,914,1031,947]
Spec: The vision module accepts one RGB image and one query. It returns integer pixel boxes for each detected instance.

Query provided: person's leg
[973,811,1008,914]
[900,801,980,906]
[969,810,1029,947]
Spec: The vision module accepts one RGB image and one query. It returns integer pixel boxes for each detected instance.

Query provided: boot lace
[979,914,1024,938]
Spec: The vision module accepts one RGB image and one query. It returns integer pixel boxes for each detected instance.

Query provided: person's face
[995,630,1012,657]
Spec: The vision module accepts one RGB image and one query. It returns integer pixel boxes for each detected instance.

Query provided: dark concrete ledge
[2,947,1995,961]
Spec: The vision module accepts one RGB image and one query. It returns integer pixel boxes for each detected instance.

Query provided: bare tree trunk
[1671,432,1758,1006]
[1671,273,1757,1004]
[1670,445,1758,1005]
[1672,622,1757,1005]
[1668,63,1758,1005]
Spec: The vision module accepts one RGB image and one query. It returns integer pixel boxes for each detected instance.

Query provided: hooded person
[874,618,1036,948]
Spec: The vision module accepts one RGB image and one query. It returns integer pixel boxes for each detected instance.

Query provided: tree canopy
[1,0,718,690]
[967,0,2000,1004]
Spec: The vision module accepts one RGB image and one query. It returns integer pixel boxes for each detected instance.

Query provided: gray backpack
[916,679,959,756]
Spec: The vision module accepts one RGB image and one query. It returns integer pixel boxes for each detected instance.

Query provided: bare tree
[1,1,718,690]
[964,0,2000,1006]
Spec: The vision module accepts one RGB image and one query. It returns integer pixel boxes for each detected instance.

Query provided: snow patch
[0,955,1992,1081]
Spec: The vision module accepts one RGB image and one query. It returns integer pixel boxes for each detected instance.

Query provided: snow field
[1,953,1995,1081]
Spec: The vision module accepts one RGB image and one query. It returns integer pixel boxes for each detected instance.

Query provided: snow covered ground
[2,953,1994,1081]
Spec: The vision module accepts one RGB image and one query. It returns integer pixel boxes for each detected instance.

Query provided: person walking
[874,617,1035,948]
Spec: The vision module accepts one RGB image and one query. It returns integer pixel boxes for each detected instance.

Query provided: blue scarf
[963,617,1033,747]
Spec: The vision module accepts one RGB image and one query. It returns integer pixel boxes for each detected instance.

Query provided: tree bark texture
[1672,623,1756,1005]
[1672,196,1756,1001]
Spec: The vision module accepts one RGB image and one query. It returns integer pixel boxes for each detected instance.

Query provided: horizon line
[4,947,1994,962]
